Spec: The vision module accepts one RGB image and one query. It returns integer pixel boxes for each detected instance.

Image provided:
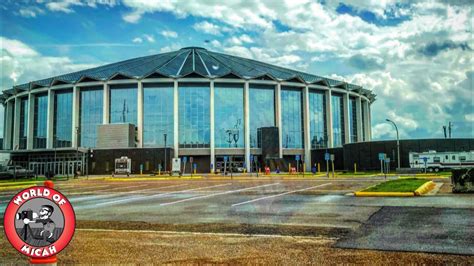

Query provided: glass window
[178,83,210,148]
[80,87,103,147]
[54,91,73,148]
[309,90,326,149]
[33,94,48,149]
[215,84,244,148]
[460,156,466,161]
[19,97,28,149]
[110,85,137,125]
[349,97,358,143]
[143,83,174,147]
[331,94,344,147]
[249,85,275,148]
[281,87,303,149]
[433,157,440,163]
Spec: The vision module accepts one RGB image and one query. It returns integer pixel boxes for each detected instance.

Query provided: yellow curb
[354,191,415,197]
[0,184,37,191]
[414,181,436,196]
[105,176,203,182]
[0,181,39,186]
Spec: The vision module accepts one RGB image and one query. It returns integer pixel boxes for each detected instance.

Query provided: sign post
[324,152,330,178]
[330,154,335,178]
[422,157,428,173]
[189,157,194,177]
[378,153,386,174]
[250,155,254,174]
[295,155,300,175]
[182,156,187,176]
[223,156,228,176]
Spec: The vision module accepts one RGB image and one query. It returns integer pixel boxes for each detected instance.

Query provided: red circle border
[3,186,76,258]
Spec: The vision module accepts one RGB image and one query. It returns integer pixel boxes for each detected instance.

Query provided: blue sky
[0,0,472,140]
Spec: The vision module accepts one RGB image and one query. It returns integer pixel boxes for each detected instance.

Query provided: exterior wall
[2,78,373,173]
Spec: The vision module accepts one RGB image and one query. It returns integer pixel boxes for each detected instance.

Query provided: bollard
[317,163,320,173]
[354,163,357,174]
[29,180,57,265]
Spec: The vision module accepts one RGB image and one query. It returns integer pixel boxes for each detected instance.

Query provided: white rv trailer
[409,150,474,172]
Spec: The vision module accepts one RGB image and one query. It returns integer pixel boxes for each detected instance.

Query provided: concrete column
[210,80,215,173]
[46,90,55,149]
[363,100,370,141]
[244,81,250,172]
[343,92,350,144]
[303,86,311,171]
[356,96,363,142]
[72,86,80,148]
[13,98,21,150]
[27,94,35,150]
[368,103,372,140]
[4,100,14,150]
[173,80,179,158]
[275,83,282,158]
[137,81,144,148]
[102,83,109,124]
[325,89,333,148]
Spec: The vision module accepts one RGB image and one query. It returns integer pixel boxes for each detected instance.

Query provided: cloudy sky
[0,0,472,140]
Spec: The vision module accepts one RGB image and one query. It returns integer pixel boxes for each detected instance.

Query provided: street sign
[190,157,193,163]
[330,154,335,161]
[223,156,228,162]
[172,158,181,172]
[253,155,258,162]
[385,157,391,163]
[193,163,197,169]
[250,155,254,162]
[183,156,187,163]
[378,153,386,161]
[422,157,428,163]
[295,155,300,161]
[324,153,330,161]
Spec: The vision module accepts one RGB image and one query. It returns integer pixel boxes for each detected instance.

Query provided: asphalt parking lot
[1,176,473,263]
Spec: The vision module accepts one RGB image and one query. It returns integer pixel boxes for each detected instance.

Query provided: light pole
[386,119,400,170]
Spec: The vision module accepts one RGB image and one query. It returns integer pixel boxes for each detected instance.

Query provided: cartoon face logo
[4,186,75,258]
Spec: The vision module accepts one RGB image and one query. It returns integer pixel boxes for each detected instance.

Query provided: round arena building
[1,47,375,175]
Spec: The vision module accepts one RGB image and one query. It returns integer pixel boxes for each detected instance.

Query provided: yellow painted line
[354,191,415,197]
[414,181,436,196]
[0,184,37,191]
[0,181,40,186]
[105,176,203,182]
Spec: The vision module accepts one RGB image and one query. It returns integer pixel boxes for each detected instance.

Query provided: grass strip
[362,178,428,193]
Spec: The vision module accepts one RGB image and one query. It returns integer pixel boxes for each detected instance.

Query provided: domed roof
[5,47,375,101]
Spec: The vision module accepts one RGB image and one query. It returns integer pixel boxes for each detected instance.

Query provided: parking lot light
[386,119,400,170]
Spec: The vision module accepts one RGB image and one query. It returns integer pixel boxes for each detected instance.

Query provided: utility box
[97,124,136,148]
[113,156,131,177]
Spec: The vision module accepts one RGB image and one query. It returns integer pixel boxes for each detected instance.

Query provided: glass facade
[215,84,244,148]
[349,97,358,143]
[19,97,28,149]
[54,91,73,148]
[249,85,275,148]
[309,90,326,149]
[80,87,103,147]
[281,87,303,149]
[178,83,210,148]
[331,94,345,147]
[33,94,48,149]
[110,85,137,125]
[143,83,174,147]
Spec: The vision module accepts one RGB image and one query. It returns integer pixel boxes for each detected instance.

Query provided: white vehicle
[409,150,474,172]
[112,156,131,177]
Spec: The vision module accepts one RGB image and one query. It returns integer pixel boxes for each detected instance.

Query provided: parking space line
[69,184,189,203]
[95,183,232,207]
[68,184,149,195]
[231,183,332,207]
[159,183,281,207]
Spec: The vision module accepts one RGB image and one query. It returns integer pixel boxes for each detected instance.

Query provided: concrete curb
[354,191,415,197]
[355,180,435,197]
[414,181,436,196]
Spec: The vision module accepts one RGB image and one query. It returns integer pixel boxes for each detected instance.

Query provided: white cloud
[143,34,155,43]
[160,30,178,38]
[132,37,143,43]
[0,36,97,90]
[44,0,116,13]
[193,21,222,35]
[19,6,44,17]
[227,34,253,45]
